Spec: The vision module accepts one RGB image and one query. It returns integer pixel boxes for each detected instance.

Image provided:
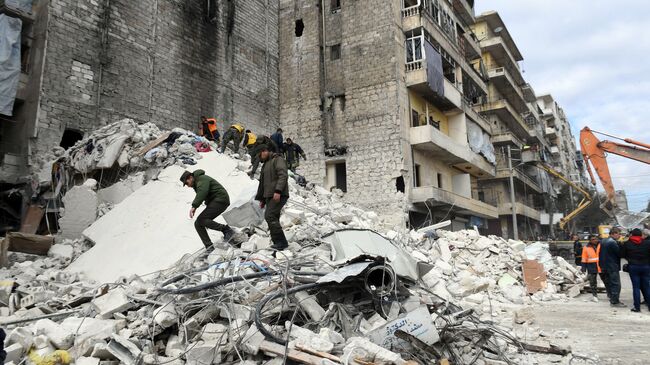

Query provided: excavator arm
[533,162,592,230]
[579,127,650,225]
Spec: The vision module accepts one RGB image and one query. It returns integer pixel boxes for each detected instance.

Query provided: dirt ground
[534,272,650,364]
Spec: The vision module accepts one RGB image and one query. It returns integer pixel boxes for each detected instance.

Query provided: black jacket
[599,237,621,272]
[573,240,583,259]
[256,153,289,199]
[621,236,650,265]
[284,143,306,164]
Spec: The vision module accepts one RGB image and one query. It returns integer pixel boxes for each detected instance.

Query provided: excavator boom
[579,127,650,227]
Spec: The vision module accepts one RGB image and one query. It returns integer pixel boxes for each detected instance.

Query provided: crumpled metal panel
[322,229,431,282]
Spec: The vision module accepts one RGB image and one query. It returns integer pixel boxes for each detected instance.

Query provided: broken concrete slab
[34,318,75,349]
[60,181,99,239]
[97,173,144,205]
[91,288,134,319]
[48,244,74,260]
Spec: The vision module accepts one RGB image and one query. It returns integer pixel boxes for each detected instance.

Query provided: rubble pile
[1,124,584,365]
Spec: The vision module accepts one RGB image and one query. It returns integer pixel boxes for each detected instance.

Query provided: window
[437,173,443,189]
[330,44,341,60]
[295,19,304,37]
[331,0,341,11]
[326,161,347,192]
[411,109,420,127]
[478,191,485,203]
[414,165,421,187]
[396,176,405,193]
[405,35,423,63]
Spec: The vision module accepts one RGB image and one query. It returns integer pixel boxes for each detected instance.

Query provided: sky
[475,1,650,212]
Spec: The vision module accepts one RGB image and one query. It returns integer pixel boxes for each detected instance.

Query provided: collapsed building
[0,122,586,364]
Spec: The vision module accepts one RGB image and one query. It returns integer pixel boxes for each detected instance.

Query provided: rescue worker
[200,116,220,142]
[572,234,583,266]
[581,234,601,302]
[181,170,235,251]
[247,134,278,178]
[599,227,625,307]
[220,123,245,154]
[255,145,289,250]
[271,128,284,153]
[621,228,650,312]
[283,138,307,172]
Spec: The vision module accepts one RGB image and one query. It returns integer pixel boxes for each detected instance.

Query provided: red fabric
[630,236,643,245]
[194,142,212,152]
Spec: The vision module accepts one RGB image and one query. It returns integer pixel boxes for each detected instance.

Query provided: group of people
[199,117,307,178]
[574,227,650,312]
[181,119,303,253]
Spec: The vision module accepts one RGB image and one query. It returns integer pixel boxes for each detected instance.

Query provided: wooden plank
[294,344,341,363]
[258,340,333,365]
[136,131,172,156]
[19,205,45,234]
[6,232,53,255]
[522,259,547,294]
[0,238,8,268]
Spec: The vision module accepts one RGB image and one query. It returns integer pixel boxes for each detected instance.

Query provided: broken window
[330,44,341,60]
[60,129,83,150]
[295,19,304,37]
[414,165,421,187]
[405,35,423,63]
[428,116,440,130]
[326,161,347,192]
[396,176,405,193]
[411,109,420,127]
[331,0,341,11]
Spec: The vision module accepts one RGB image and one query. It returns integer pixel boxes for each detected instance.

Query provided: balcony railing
[405,60,423,72]
[402,4,420,18]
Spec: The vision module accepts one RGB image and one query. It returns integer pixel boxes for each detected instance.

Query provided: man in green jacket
[181,170,234,250]
[255,146,289,250]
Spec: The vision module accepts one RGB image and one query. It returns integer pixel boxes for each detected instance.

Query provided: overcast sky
[475,1,650,212]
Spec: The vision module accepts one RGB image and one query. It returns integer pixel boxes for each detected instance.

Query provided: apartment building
[0,0,279,184]
[469,11,555,239]
[279,0,498,230]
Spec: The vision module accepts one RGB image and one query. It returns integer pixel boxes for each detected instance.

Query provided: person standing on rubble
[283,138,307,172]
[255,145,289,250]
[181,170,235,251]
[220,123,245,154]
[599,227,625,307]
[621,228,650,312]
[581,234,601,302]
[271,128,284,153]
[572,234,583,266]
[247,134,278,179]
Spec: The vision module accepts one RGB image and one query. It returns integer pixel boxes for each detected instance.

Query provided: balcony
[550,146,560,156]
[475,99,531,140]
[545,127,558,138]
[521,83,536,103]
[410,124,496,177]
[487,67,528,114]
[479,36,524,85]
[461,31,481,60]
[491,132,525,148]
[527,125,546,145]
[405,60,462,111]
[498,202,542,221]
[411,186,499,219]
[452,0,475,26]
[402,5,487,94]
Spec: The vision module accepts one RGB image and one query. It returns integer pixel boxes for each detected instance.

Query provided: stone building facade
[0,0,279,182]
[279,0,499,229]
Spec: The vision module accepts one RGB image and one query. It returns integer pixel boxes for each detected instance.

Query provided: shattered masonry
[0,121,583,364]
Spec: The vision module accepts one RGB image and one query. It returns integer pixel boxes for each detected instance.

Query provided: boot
[270,239,288,251]
[222,227,235,243]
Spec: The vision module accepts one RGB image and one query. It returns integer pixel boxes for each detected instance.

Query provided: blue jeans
[627,264,650,310]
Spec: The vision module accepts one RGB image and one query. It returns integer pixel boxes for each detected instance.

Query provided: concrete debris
[0,123,582,365]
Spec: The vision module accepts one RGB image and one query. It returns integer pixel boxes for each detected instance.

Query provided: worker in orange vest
[581,234,601,302]
[200,116,220,142]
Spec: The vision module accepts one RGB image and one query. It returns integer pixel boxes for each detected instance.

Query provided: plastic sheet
[466,120,496,164]
[0,14,22,116]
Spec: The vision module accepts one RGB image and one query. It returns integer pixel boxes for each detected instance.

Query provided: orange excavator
[579,127,650,228]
